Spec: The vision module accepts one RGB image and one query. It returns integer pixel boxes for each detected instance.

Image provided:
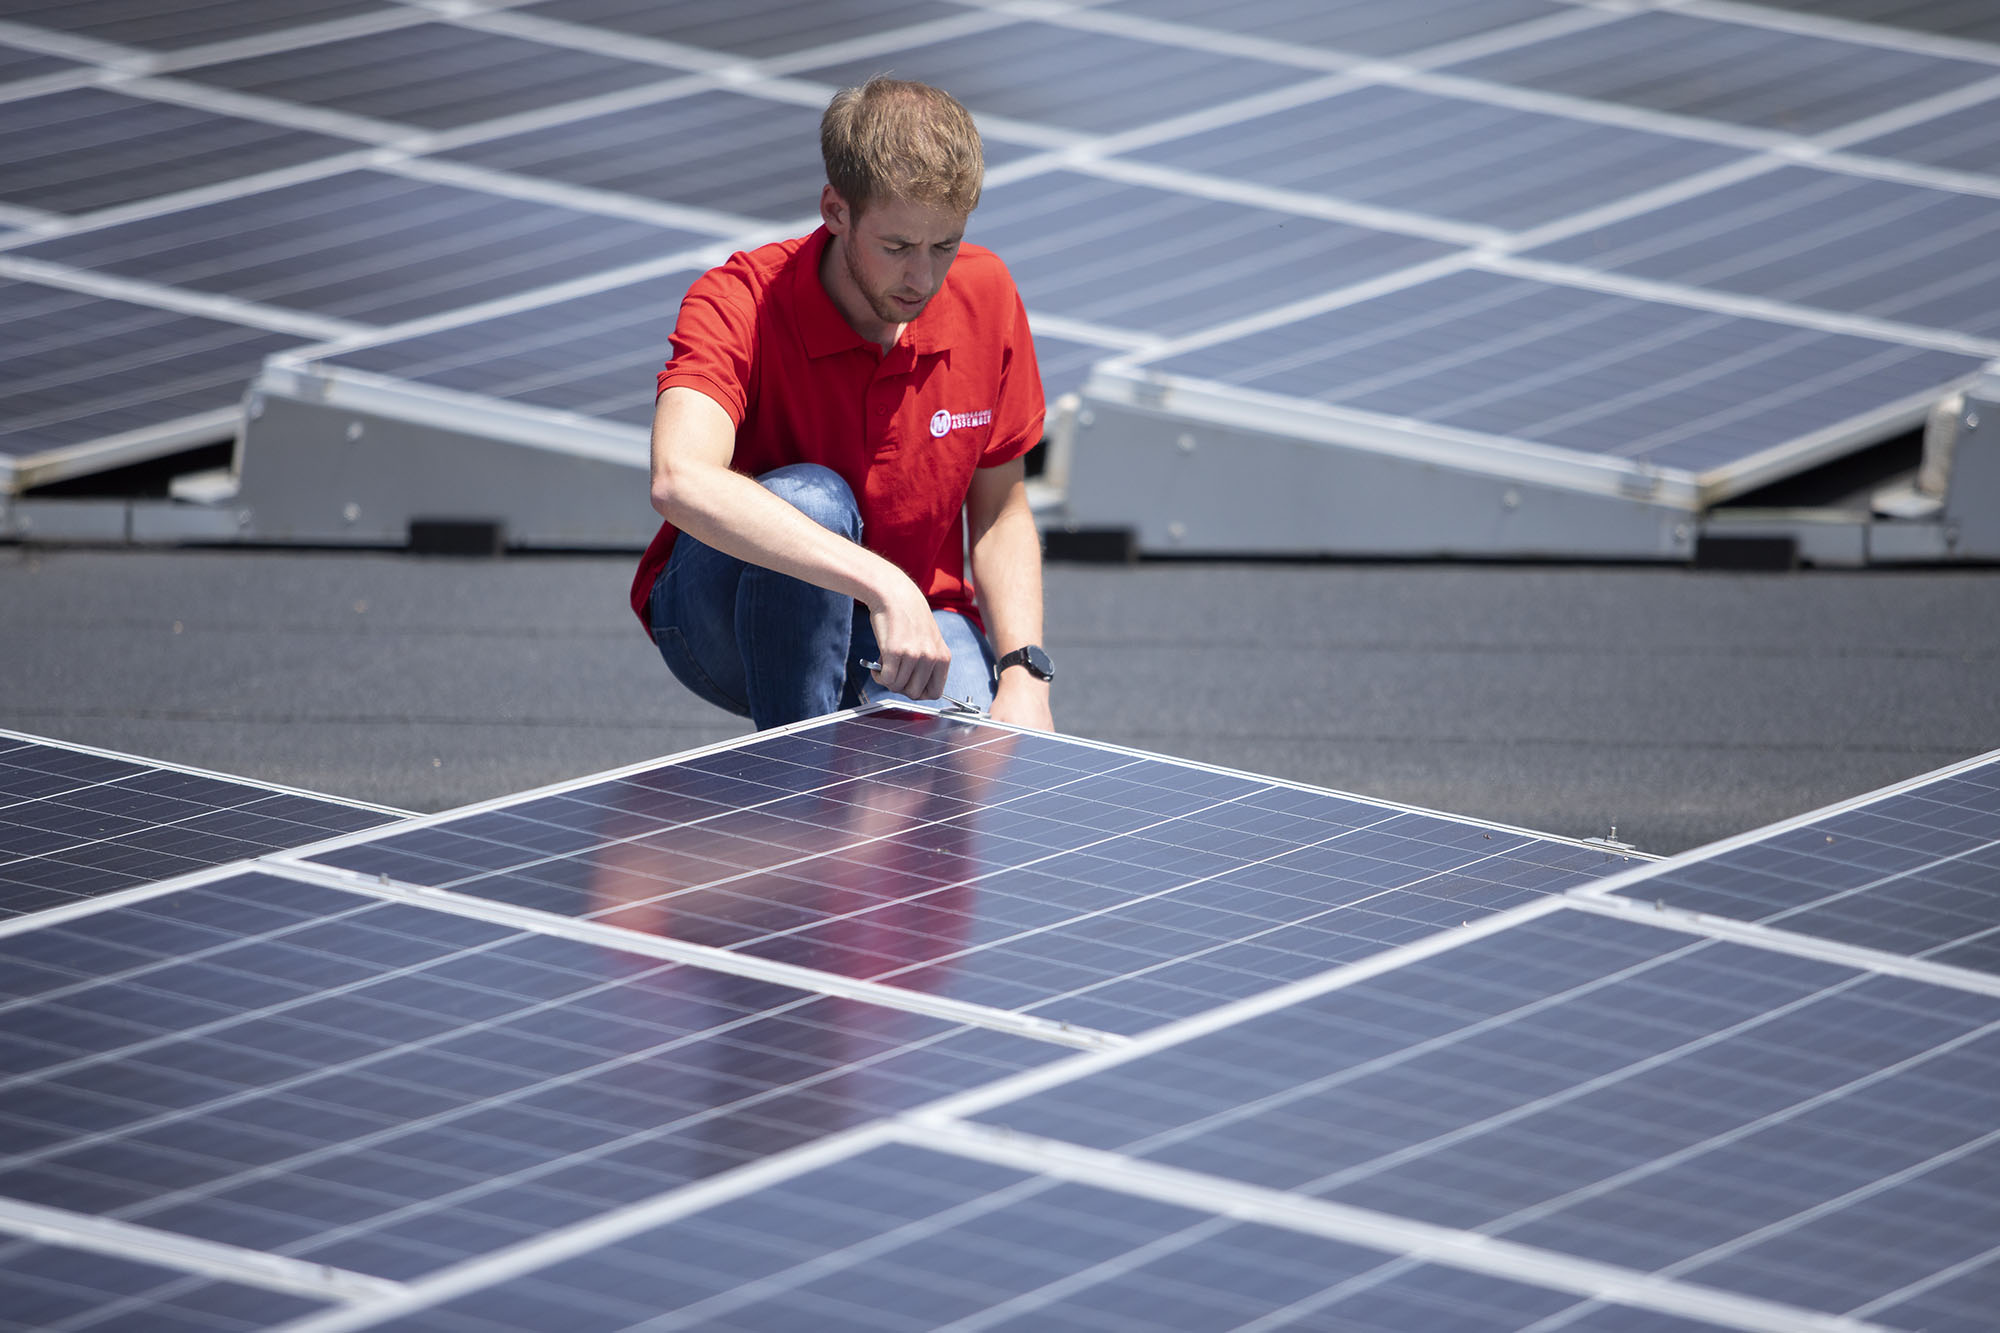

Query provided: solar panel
[1734,0,2000,44]
[0,1235,326,1332]
[1528,166,2000,338]
[6,718,1998,1330]
[0,277,304,492]
[0,0,394,51]
[170,23,689,131]
[1850,96,2000,174]
[1441,10,2000,134]
[298,268,703,429]
[1114,267,1986,489]
[11,170,718,326]
[1102,0,1577,58]
[520,0,971,60]
[971,169,1458,338]
[795,21,1323,135]
[0,865,1066,1283]
[283,710,1630,1037]
[0,39,80,85]
[0,730,401,918]
[1579,749,2000,977]
[0,87,365,217]
[1123,83,1750,233]
[435,89,829,223]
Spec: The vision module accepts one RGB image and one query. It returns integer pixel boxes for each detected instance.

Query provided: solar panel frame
[0,276,307,493]
[0,861,1072,1287]
[1572,747,2000,979]
[9,169,720,327]
[264,706,1638,1038]
[0,729,404,920]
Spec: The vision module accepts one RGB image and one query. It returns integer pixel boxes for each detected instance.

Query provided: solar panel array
[2,709,1996,1331]
[4,0,1997,514]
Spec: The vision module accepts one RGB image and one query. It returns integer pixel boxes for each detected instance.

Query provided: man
[629,77,1054,732]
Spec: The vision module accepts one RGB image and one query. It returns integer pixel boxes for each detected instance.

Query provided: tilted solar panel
[0,730,401,917]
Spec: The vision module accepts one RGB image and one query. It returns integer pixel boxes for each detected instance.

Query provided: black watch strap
[994,644,1054,683]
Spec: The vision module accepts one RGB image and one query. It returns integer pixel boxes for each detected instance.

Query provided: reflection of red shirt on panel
[629,226,1045,635]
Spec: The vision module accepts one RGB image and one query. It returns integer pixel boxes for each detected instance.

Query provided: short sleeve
[979,284,1046,468]
[656,256,759,426]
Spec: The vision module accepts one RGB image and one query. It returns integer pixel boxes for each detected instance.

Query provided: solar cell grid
[520,0,971,60]
[0,87,366,216]
[0,0,394,52]
[0,867,1062,1283]
[0,1236,324,1333]
[793,21,1322,135]
[1135,267,1985,481]
[1102,0,1575,59]
[1850,95,2000,174]
[373,1143,1658,1333]
[435,88,827,223]
[11,170,717,326]
[1442,10,2000,135]
[290,710,1629,1036]
[0,40,79,85]
[969,906,2000,1326]
[1528,165,2000,338]
[171,23,689,131]
[0,278,303,483]
[1122,83,1750,233]
[1590,751,2000,977]
[971,169,1456,338]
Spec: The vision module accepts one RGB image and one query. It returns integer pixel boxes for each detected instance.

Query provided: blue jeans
[648,463,997,730]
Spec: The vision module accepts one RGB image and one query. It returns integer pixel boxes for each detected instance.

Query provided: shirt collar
[793,225,952,361]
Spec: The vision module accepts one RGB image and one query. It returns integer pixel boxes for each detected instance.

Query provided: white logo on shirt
[930,407,994,438]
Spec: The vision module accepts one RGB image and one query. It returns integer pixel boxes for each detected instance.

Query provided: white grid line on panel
[0,199,62,231]
[896,706,1652,859]
[0,407,242,495]
[445,6,738,75]
[112,71,412,144]
[272,858,1128,1051]
[1019,311,1160,352]
[894,1118,1883,1333]
[391,70,721,154]
[1655,0,2000,65]
[266,1120,910,1333]
[1848,1233,2000,1320]
[0,64,102,103]
[1067,154,1502,247]
[1587,834,2000,971]
[1031,0,1633,81]
[1569,747,2000,904]
[126,9,439,77]
[1479,255,2000,358]
[256,705,1000,863]
[0,255,365,339]
[0,1196,404,1305]
[380,154,766,237]
[0,864,961,1225]
[278,238,737,362]
[914,896,1575,1126]
[748,8,1039,82]
[0,146,390,251]
[0,859,261,943]
[0,19,147,70]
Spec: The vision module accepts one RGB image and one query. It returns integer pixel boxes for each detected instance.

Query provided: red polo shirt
[629,226,1044,633]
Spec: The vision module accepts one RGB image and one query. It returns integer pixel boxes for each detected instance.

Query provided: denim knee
[758,464,861,542]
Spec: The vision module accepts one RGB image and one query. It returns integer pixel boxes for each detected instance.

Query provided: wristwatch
[994,644,1055,684]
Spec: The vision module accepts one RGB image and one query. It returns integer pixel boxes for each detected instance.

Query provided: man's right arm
[648,386,951,701]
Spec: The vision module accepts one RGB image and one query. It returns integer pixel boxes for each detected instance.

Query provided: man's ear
[820,184,850,235]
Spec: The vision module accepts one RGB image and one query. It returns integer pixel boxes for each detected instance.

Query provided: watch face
[1023,645,1053,679]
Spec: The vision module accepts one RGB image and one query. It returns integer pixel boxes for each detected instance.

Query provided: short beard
[844,234,926,326]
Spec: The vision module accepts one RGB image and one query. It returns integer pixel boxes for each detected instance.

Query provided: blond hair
[820,77,983,218]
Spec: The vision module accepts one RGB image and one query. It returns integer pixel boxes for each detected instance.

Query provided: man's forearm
[968,463,1052,729]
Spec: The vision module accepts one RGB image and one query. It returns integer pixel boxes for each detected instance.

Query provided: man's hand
[988,669,1053,731]
[867,573,953,702]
